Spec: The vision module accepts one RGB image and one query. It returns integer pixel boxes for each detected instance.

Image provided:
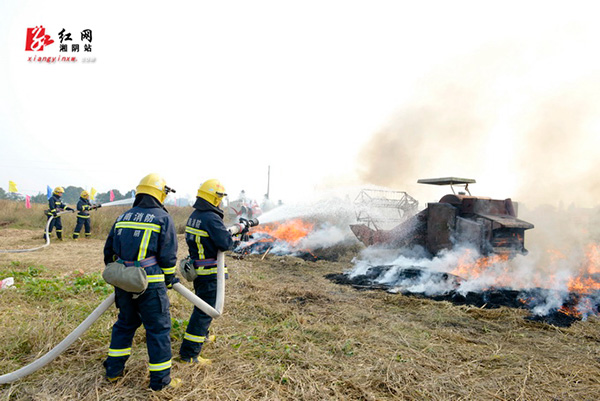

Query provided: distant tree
[0,187,6,199]
[30,193,48,204]
[63,186,85,205]
[95,189,134,204]
[6,192,24,201]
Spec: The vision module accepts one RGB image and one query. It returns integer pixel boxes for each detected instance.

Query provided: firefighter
[44,187,74,240]
[103,173,180,391]
[179,179,234,365]
[73,190,100,239]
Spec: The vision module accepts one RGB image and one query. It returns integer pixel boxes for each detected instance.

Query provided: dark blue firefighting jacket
[46,194,66,216]
[77,197,92,219]
[104,195,177,287]
[185,197,233,279]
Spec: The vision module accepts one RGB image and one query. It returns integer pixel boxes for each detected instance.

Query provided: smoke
[297,224,353,250]
[355,27,600,289]
[358,36,600,209]
[347,243,600,318]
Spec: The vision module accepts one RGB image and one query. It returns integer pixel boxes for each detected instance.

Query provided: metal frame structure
[417,177,476,195]
[354,189,419,230]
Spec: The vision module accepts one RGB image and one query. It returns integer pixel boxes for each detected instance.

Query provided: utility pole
[266,165,270,199]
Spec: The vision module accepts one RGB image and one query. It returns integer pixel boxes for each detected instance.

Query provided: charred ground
[1,229,600,400]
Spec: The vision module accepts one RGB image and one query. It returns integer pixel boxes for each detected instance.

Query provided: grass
[1,219,600,399]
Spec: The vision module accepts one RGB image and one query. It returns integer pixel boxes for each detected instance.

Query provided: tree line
[0,186,135,205]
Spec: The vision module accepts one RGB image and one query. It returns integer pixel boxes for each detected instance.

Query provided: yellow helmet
[197,179,227,207]
[53,186,65,196]
[80,190,89,199]
[136,173,169,204]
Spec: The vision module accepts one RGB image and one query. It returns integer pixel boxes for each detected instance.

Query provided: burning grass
[1,229,600,400]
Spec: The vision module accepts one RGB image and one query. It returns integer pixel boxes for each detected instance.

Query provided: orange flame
[253,219,314,246]
[450,249,510,284]
[566,244,600,294]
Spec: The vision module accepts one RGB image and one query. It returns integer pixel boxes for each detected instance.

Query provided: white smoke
[297,224,354,250]
[346,242,600,317]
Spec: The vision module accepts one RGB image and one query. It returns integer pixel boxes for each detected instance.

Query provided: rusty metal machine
[350,177,534,256]
[354,189,419,231]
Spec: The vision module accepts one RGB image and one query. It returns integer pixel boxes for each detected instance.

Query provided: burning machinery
[354,189,419,230]
[350,177,534,256]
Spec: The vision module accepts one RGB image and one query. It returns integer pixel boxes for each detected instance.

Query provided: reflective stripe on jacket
[104,198,177,278]
[77,197,92,218]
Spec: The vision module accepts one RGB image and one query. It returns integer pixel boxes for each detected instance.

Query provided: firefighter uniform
[44,187,72,240]
[179,180,233,363]
[103,174,178,391]
[73,192,93,239]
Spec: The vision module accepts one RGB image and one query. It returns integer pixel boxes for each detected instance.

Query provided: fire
[584,243,600,274]
[565,243,600,294]
[252,219,314,246]
[450,249,510,283]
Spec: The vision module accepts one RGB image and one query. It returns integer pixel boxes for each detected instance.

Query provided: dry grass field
[1,202,600,400]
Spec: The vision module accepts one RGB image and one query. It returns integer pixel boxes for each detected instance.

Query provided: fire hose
[172,218,259,318]
[0,211,70,254]
[0,218,259,384]
[0,198,133,254]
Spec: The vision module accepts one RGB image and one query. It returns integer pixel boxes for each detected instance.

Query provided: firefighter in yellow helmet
[73,190,101,239]
[103,173,180,390]
[44,186,74,240]
[179,179,233,364]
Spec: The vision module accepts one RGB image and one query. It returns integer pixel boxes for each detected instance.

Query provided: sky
[1,1,600,208]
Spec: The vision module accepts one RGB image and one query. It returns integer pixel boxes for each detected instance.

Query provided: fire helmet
[80,190,89,199]
[53,187,65,196]
[197,179,227,207]
[136,173,170,204]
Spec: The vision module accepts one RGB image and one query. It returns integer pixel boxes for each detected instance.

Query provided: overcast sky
[1,1,599,207]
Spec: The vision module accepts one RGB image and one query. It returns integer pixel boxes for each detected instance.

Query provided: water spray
[0,199,133,254]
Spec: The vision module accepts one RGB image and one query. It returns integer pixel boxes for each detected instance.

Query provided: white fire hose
[0,199,135,254]
[0,211,69,254]
[172,251,225,318]
[0,250,228,384]
[0,217,254,384]
[0,293,116,385]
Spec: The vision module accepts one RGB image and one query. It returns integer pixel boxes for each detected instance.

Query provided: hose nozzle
[240,217,259,228]
[228,218,260,235]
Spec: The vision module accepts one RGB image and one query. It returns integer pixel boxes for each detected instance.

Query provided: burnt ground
[326,265,586,327]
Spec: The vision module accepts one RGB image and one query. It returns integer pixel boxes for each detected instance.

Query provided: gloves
[165,274,180,289]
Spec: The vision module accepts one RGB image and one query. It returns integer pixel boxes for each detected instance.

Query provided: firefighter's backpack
[179,256,197,282]
[103,261,148,293]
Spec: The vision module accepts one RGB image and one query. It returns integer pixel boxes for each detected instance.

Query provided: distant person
[261,194,274,213]
[102,173,180,391]
[73,190,100,239]
[179,179,234,365]
[44,187,74,241]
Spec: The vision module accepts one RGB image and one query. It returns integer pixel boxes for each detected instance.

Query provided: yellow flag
[90,187,97,200]
[8,181,18,193]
